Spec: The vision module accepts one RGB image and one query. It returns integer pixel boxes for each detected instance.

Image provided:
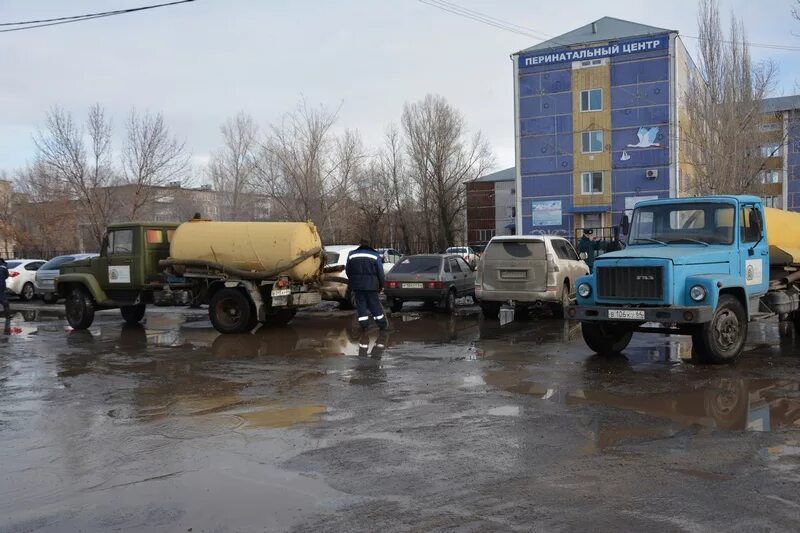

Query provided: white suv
[5,259,46,301]
[475,236,588,319]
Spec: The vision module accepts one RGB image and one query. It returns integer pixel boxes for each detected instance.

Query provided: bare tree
[683,0,779,196]
[402,94,493,250]
[255,101,362,241]
[121,108,189,220]
[379,125,414,252]
[209,112,259,220]
[32,104,117,248]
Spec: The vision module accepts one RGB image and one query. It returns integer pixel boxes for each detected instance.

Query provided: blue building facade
[512,18,692,238]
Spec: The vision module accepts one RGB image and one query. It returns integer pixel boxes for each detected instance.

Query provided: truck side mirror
[620,214,630,236]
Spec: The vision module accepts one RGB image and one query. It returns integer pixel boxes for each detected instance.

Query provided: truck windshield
[629,202,736,245]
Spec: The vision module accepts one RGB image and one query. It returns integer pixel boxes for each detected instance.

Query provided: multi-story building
[760,96,800,210]
[512,17,695,238]
[466,167,516,246]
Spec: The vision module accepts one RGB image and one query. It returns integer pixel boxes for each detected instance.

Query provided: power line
[0,0,195,33]
[418,0,800,53]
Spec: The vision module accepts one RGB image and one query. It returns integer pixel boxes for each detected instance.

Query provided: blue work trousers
[354,290,386,329]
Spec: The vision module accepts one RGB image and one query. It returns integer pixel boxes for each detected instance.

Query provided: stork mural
[620,126,660,161]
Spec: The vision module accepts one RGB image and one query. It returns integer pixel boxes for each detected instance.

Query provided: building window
[760,170,781,184]
[582,213,602,232]
[478,229,496,242]
[580,89,602,112]
[761,144,781,158]
[581,171,604,195]
[581,130,603,153]
[762,196,782,208]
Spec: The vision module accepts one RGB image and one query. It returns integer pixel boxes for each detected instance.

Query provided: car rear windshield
[6,261,21,269]
[325,251,340,265]
[485,241,545,260]
[40,256,77,270]
[391,256,441,274]
[446,247,466,253]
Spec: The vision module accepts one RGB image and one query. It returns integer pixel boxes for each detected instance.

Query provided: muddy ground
[1,302,799,532]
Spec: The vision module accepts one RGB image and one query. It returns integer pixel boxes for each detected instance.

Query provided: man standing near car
[0,258,9,316]
[578,229,604,271]
[346,239,387,331]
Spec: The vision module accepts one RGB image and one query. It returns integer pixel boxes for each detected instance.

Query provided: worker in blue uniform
[345,239,388,331]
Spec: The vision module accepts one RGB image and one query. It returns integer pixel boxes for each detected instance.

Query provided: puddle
[485,370,800,433]
[236,404,327,429]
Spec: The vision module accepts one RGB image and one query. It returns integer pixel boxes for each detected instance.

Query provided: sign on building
[531,200,562,226]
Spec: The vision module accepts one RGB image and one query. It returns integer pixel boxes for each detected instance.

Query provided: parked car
[475,236,588,319]
[384,254,475,313]
[445,246,478,269]
[35,253,99,303]
[376,247,403,265]
[3,259,46,301]
[321,245,398,309]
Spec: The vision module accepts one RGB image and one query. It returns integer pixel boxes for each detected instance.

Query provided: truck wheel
[209,288,255,334]
[390,298,403,313]
[65,287,95,330]
[552,282,569,319]
[692,294,747,364]
[481,302,501,320]
[20,282,35,302]
[339,291,356,310]
[120,304,146,324]
[262,308,297,326]
[581,322,633,356]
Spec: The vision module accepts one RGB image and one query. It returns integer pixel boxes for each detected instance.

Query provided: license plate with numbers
[608,309,645,320]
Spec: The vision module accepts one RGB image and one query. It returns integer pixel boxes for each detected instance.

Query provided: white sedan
[321,245,398,308]
[5,259,46,301]
[445,246,478,269]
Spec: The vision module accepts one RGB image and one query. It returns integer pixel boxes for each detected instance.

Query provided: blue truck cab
[568,195,770,363]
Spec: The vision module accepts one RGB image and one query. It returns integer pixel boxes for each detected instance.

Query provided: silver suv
[475,236,589,319]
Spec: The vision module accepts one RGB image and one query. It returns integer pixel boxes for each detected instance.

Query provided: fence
[10,249,97,261]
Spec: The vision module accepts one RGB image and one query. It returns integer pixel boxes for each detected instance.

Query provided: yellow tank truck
[55,219,325,334]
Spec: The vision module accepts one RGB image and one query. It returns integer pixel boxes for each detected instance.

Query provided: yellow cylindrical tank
[169,220,324,281]
[765,207,800,265]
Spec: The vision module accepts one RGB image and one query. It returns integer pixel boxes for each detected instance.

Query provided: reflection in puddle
[485,370,800,433]
[236,404,327,429]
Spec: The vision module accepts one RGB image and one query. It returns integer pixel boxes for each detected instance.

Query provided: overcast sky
[2,0,799,181]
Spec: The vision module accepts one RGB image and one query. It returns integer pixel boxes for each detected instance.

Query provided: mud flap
[500,305,515,326]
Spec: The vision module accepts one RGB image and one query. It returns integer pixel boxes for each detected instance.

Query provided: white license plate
[500,270,527,280]
[403,283,424,289]
[271,288,291,297]
[608,309,645,320]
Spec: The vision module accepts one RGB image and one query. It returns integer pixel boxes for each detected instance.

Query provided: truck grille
[596,266,663,300]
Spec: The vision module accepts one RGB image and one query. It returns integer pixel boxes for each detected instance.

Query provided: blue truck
[568,195,800,363]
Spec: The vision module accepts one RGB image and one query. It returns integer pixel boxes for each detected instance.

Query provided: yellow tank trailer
[765,207,800,266]
[169,220,324,281]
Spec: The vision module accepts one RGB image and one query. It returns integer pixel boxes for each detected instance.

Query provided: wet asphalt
[1,301,800,532]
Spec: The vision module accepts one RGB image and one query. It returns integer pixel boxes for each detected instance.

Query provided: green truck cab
[56,222,180,329]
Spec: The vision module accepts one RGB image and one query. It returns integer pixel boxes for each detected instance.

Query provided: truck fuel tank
[765,207,800,266]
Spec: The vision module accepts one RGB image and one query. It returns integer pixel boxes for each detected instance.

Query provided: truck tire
[581,322,633,356]
[209,288,256,334]
[120,304,146,325]
[262,308,296,326]
[390,298,403,313]
[65,286,95,330]
[481,301,501,320]
[339,291,355,310]
[692,294,747,364]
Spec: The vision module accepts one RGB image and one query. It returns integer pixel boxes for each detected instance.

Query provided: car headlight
[578,283,591,298]
[690,285,707,302]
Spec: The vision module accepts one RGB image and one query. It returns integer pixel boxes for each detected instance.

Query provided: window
[581,171,604,194]
[24,261,45,271]
[762,195,782,208]
[455,257,472,273]
[760,170,781,184]
[392,256,441,274]
[444,259,451,273]
[580,88,602,112]
[761,144,781,158]
[146,229,164,244]
[485,241,546,260]
[581,130,603,153]
[109,229,134,255]
[552,240,571,260]
[740,206,762,243]
[629,202,735,245]
[565,241,580,261]
[582,213,602,233]
[478,229,496,242]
